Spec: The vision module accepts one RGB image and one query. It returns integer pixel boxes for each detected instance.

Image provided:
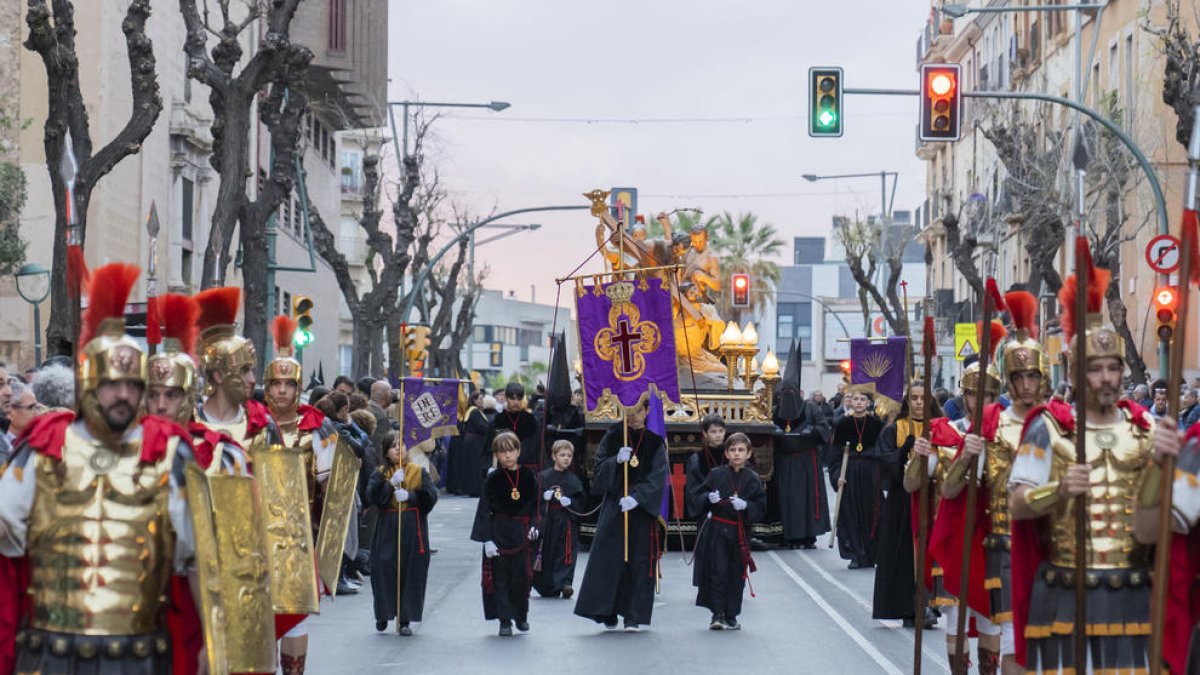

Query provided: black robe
[447,407,489,497]
[692,465,766,619]
[828,414,885,565]
[491,409,540,470]
[537,405,589,494]
[774,402,832,545]
[871,419,922,619]
[367,466,437,624]
[470,465,538,623]
[573,424,667,626]
[533,468,586,597]
[684,445,725,521]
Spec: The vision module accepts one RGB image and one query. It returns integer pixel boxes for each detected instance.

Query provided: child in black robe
[367,431,438,635]
[470,431,539,636]
[693,432,766,630]
[489,382,541,472]
[684,413,727,521]
[828,391,886,569]
[533,440,586,599]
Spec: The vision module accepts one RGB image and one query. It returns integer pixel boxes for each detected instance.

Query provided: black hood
[546,331,573,411]
[775,340,805,422]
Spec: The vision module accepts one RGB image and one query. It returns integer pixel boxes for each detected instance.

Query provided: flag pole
[396,378,405,635]
[913,306,935,675]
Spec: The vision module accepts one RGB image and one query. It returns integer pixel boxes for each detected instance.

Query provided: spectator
[21,367,36,384]
[829,381,846,410]
[494,389,508,412]
[1151,388,1170,419]
[316,390,350,421]
[810,390,833,420]
[1191,377,1200,393]
[0,361,12,434]
[356,376,376,398]
[571,389,583,409]
[349,392,369,413]
[1180,389,1200,430]
[309,386,331,407]
[30,363,74,410]
[369,380,394,447]
[1131,384,1150,408]
[7,380,41,442]
[933,387,951,407]
[333,375,355,396]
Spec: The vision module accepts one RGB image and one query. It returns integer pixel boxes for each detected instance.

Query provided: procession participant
[907,405,964,626]
[471,431,539,636]
[692,433,766,631]
[1009,258,1155,673]
[490,381,540,472]
[0,264,199,675]
[932,348,1006,674]
[367,431,437,635]
[873,379,941,627]
[574,395,668,632]
[772,341,831,549]
[829,390,886,569]
[684,413,727,521]
[533,440,586,599]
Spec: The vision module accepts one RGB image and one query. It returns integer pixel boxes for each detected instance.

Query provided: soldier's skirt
[15,629,170,675]
[1023,563,1150,674]
[984,535,1013,625]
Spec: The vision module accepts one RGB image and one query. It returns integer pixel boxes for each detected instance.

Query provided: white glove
[487,466,496,475]
[393,488,409,504]
[616,446,633,463]
[708,490,721,504]
[543,489,555,501]
[528,527,539,541]
[558,495,572,507]
[619,495,638,512]
[390,471,405,487]
[484,541,499,558]
[730,496,748,511]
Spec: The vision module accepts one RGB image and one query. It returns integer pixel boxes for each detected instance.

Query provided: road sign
[1146,234,1182,274]
[954,323,976,362]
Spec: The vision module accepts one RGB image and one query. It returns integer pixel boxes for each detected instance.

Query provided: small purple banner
[400,377,460,449]
[577,277,679,409]
[849,337,908,418]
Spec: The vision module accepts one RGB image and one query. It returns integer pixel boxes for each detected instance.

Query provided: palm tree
[708,211,784,323]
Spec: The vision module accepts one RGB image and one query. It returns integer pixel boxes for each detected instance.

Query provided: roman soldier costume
[0,264,195,674]
[1009,257,1155,672]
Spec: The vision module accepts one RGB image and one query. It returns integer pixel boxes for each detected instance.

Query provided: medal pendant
[629,455,640,468]
[511,488,521,501]
[856,443,863,453]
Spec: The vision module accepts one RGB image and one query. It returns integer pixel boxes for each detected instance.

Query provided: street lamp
[941,3,1104,19]
[802,171,898,226]
[387,99,512,176]
[14,262,50,365]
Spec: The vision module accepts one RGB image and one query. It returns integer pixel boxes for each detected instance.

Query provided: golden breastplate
[1046,419,1152,569]
[28,426,179,635]
[198,408,269,462]
[986,413,1022,537]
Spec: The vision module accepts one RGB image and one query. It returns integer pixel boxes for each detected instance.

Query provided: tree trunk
[240,207,270,374]
[351,312,373,380]
[200,91,250,288]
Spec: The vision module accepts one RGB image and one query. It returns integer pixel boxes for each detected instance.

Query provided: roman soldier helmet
[146,293,200,424]
[1059,237,1123,364]
[195,287,256,402]
[265,315,302,385]
[1001,290,1048,380]
[960,319,1005,397]
[78,264,147,423]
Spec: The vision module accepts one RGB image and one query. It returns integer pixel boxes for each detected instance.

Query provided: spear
[145,202,161,355]
[913,304,935,675]
[1069,133,1091,672]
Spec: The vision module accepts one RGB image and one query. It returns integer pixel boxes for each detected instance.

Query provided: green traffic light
[294,329,313,347]
[818,110,836,127]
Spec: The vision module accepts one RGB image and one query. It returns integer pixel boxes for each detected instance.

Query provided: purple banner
[401,377,460,449]
[577,277,679,409]
[849,337,908,418]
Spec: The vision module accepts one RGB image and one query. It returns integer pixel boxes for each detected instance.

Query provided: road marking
[788,552,951,673]
[768,551,905,675]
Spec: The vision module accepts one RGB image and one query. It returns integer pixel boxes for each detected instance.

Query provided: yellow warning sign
[954,323,977,362]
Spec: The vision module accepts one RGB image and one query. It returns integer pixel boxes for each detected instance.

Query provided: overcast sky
[388,1,931,307]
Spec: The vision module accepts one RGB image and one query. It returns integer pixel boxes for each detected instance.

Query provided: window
[281,291,290,320]
[341,150,362,194]
[327,0,346,52]
[1125,33,1135,126]
[180,177,194,242]
[1109,41,1119,91]
[339,345,352,376]
[181,250,193,290]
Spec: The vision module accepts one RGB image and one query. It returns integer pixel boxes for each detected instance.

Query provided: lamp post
[14,262,51,365]
[387,99,511,178]
[466,223,542,372]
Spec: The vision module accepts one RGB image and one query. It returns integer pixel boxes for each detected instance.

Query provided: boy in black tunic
[693,433,766,630]
[533,440,586,599]
[684,413,727,521]
[573,396,667,631]
[490,382,541,472]
[470,431,540,636]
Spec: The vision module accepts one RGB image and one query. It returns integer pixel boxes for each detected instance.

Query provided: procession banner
[577,277,679,409]
[848,336,908,419]
[400,377,460,449]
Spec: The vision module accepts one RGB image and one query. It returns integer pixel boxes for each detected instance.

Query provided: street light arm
[803,171,898,182]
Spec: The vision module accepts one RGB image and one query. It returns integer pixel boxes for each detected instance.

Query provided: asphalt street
[307,494,957,674]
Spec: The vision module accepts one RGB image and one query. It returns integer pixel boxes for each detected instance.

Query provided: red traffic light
[929,72,955,96]
[731,273,751,308]
[920,63,961,141]
[1155,286,1177,309]
[839,359,852,375]
[1155,285,1179,342]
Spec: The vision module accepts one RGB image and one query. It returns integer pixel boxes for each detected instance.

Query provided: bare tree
[832,215,911,338]
[179,0,311,365]
[25,0,162,356]
[412,207,488,378]
[1143,0,1200,147]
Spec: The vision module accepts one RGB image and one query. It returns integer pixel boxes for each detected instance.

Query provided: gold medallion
[511,488,521,501]
[856,443,863,453]
[630,455,640,468]
[1095,430,1118,450]
[89,449,119,475]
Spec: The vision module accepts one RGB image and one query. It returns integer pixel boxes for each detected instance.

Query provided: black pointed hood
[546,332,573,411]
[775,340,805,422]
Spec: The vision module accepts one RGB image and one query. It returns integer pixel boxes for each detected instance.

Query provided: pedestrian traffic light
[404,324,432,375]
[1155,285,1179,342]
[920,63,961,142]
[291,295,314,347]
[731,273,751,308]
[808,67,843,137]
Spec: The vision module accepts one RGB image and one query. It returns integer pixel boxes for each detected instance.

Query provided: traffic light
[839,359,852,377]
[731,273,750,308]
[808,67,843,137]
[1155,286,1179,342]
[404,324,432,376]
[920,63,961,142]
[291,295,314,347]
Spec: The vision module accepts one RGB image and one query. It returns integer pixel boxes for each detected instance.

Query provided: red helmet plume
[80,263,140,346]
[1004,290,1039,340]
[272,315,298,352]
[194,287,242,333]
[160,294,200,355]
[1058,237,1110,344]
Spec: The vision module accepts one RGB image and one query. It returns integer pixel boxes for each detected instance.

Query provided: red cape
[297,404,324,433]
[244,399,272,440]
[927,407,999,618]
[1164,424,1200,672]
[186,421,238,470]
